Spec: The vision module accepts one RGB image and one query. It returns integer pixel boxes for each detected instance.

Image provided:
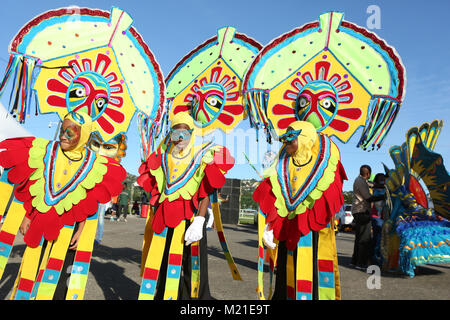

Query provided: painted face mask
[90,140,118,157]
[242,11,405,150]
[295,81,338,130]
[59,121,81,151]
[67,72,109,121]
[166,27,261,135]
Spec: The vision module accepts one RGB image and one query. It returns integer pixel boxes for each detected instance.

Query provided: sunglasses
[170,128,194,141]
[278,129,302,144]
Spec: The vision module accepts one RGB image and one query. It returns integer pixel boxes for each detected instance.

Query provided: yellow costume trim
[12,243,42,300]
[140,206,154,277]
[30,239,52,299]
[265,137,340,219]
[150,142,224,203]
[0,199,26,280]
[163,220,185,300]
[27,137,109,215]
[0,180,14,219]
[190,240,200,298]
[35,225,74,300]
[257,209,278,300]
[296,232,313,300]
[139,227,168,300]
[317,223,340,300]
[66,214,99,300]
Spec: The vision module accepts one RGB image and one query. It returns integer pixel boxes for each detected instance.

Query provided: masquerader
[253,121,346,300]
[137,112,235,300]
[0,111,126,300]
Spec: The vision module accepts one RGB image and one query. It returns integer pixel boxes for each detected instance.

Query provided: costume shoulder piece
[0,136,126,247]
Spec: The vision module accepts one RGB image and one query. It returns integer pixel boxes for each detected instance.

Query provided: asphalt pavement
[1,213,449,300]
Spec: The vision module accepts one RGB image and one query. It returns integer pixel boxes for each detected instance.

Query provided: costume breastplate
[277,134,331,211]
[161,141,214,195]
[42,141,96,206]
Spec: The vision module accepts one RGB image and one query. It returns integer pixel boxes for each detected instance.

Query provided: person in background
[351,165,386,270]
[116,183,130,222]
[110,195,118,221]
[132,200,140,216]
[370,173,388,266]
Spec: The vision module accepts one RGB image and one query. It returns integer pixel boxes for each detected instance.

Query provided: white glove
[262,223,276,249]
[185,216,205,245]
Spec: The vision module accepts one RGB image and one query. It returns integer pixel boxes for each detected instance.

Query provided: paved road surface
[1,214,449,300]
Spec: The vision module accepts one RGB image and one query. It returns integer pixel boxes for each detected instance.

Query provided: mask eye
[91,141,100,148]
[96,97,107,110]
[69,86,86,98]
[319,98,336,113]
[103,144,116,150]
[297,96,309,109]
[206,95,222,109]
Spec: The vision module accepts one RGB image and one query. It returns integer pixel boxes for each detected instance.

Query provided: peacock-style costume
[0,112,126,300]
[244,11,406,300]
[382,120,450,277]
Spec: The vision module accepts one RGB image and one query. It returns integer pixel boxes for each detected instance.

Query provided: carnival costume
[0,7,165,300]
[137,112,236,299]
[382,120,450,277]
[137,27,262,300]
[0,111,126,300]
[242,11,406,300]
[253,121,346,300]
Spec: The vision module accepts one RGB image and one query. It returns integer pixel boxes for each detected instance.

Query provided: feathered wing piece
[386,120,447,218]
[383,120,450,278]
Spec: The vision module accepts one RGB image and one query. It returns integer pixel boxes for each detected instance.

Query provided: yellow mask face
[88,132,127,162]
[90,141,119,158]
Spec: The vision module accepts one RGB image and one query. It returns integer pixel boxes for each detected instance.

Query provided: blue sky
[0,0,449,191]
